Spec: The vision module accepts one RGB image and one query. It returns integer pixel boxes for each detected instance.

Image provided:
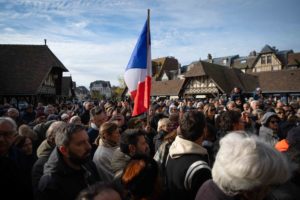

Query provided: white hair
[7,108,19,118]
[46,121,66,144]
[250,100,259,107]
[157,118,171,132]
[0,117,17,132]
[212,132,291,196]
[69,116,81,124]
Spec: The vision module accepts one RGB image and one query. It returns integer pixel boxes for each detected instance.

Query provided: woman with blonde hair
[203,103,217,126]
[93,122,120,181]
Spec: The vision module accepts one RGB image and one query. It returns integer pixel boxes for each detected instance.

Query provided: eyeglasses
[276,112,283,114]
[270,120,279,124]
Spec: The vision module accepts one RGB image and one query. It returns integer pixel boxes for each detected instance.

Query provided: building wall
[252,53,282,72]
[90,82,112,98]
[184,76,219,95]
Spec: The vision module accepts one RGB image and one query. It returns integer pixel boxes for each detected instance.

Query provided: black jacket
[195,179,237,200]
[166,154,211,200]
[80,109,90,125]
[0,146,35,199]
[37,148,100,200]
[165,137,212,200]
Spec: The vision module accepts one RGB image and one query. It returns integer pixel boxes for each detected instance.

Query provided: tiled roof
[260,45,276,54]
[152,57,179,80]
[151,79,185,96]
[287,52,300,66]
[232,56,257,69]
[184,61,258,93]
[0,44,68,95]
[208,55,239,67]
[276,50,293,66]
[252,70,300,93]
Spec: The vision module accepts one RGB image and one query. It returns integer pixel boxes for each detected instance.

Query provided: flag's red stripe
[130,76,151,116]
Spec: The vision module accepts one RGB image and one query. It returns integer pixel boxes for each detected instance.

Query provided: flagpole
[147,9,150,28]
[146,9,151,128]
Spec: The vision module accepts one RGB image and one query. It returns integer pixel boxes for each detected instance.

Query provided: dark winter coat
[1,146,34,199]
[80,109,90,125]
[195,179,237,200]
[87,127,99,157]
[37,148,100,200]
[32,140,55,199]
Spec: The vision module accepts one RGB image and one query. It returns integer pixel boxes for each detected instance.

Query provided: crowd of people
[0,87,300,200]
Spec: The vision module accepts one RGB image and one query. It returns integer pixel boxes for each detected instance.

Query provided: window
[267,55,272,64]
[261,56,266,64]
[241,60,246,64]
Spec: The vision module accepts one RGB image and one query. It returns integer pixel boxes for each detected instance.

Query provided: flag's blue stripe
[126,20,148,70]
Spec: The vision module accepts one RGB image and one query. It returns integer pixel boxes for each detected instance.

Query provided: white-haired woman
[195,132,291,200]
[153,118,172,152]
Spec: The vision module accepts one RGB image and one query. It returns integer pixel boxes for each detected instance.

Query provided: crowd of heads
[0,90,299,200]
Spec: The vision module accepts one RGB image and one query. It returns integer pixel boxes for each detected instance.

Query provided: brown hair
[203,103,216,117]
[18,124,37,140]
[95,122,118,145]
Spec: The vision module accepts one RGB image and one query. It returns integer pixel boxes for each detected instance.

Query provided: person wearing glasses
[0,117,31,199]
[259,112,280,146]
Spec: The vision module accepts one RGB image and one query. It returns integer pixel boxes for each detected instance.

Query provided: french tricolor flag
[124,12,152,116]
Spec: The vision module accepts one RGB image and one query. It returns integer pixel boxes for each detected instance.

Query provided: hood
[260,112,278,126]
[259,125,274,135]
[36,140,54,158]
[169,136,207,159]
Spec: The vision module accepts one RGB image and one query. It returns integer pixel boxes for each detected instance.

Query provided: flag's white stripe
[124,68,147,92]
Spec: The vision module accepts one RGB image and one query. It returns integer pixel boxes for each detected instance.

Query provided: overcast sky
[1,0,300,88]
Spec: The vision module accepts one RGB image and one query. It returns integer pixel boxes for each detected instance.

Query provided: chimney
[44,39,47,45]
[207,53,212,63]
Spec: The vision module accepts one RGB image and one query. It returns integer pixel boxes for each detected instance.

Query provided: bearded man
[37,124,101,200]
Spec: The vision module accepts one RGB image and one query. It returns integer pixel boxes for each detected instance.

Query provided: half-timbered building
[0,44,68,106]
